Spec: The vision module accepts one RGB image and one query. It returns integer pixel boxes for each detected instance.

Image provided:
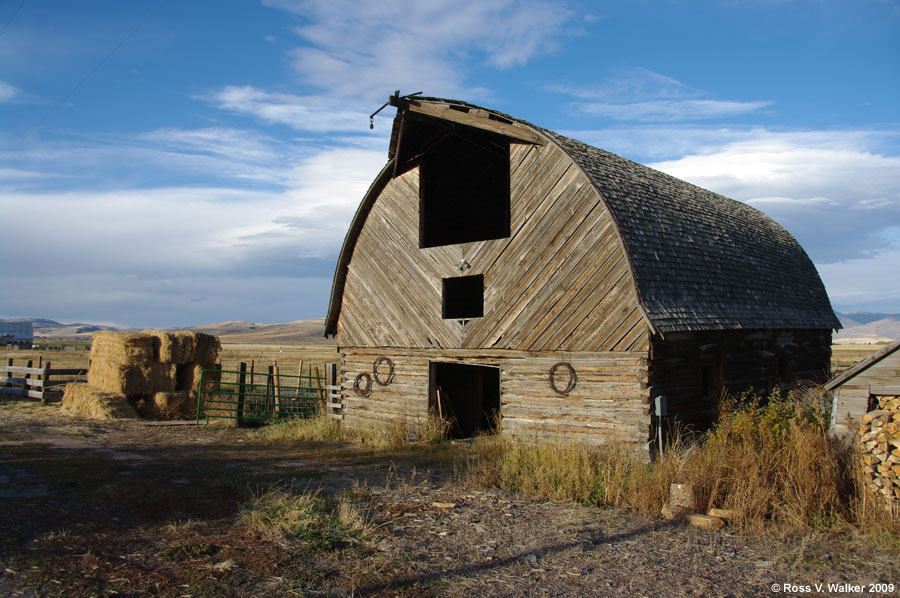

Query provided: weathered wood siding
[649,329,832,430]
[336,141,649,353]
[341,347,651,448]
[831,348,900,436]
[839,349,900,396]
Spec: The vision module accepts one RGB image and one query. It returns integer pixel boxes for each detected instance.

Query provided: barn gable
[326,96,839,342]
[332,130,648,352]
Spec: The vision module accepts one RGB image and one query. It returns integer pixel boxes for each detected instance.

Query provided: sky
[1,0,899,329]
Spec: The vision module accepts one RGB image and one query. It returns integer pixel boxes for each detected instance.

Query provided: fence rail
[0,358,88,402]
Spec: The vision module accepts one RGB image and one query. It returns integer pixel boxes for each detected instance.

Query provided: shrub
[463,386,897,538]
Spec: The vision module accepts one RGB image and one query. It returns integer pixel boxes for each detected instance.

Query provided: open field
[831,343,891,370]
[1,402,897,597]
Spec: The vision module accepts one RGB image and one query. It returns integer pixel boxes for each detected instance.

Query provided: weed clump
[256,413,344,444]
[464,386,897,539]
[237,486,371,550]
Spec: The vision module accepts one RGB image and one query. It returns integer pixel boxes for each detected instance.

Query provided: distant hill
[12,312,896,345]
[4,317,335,345]
[188,319,335,345]
[1,318,123,339]
[835,312,900,344]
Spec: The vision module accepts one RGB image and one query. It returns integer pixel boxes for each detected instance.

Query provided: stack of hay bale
[62,330,220,420]
[857,395,900,506]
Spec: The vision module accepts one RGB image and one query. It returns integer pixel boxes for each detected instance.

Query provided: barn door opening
[429,362,500,438]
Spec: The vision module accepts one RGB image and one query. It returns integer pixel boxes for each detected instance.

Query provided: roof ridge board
[825,337,900,390]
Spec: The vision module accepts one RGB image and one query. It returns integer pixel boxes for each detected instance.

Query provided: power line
[0,0,26,38]
[10,0,171,149]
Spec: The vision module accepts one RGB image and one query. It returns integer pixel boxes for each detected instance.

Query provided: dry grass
[831,342,890,369]
[237,486,371,549]
[256,413,344,444]
[251,382,898,540]
[458,387,898,543]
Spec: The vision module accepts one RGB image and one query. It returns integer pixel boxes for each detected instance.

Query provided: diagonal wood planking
[337,140,649,353]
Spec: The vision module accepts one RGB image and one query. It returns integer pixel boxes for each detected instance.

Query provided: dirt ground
[1,400,898,598]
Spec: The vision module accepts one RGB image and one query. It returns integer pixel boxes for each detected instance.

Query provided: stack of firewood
[858,396,900,504]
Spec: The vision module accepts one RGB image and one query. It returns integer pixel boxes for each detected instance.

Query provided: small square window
[442,275,483,319]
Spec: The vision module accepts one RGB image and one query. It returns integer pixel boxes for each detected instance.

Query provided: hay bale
[153,391,191,419]
[177,362,220,398]
[134,391,191,420]
[60,383,139,420]
[143,330,196,365]
[90,331,156,365]
[190,332,220,364]
[89,360,175,396]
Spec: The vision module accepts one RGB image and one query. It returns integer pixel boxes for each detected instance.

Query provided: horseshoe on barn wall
[373,356,395,386]
[354,372,373,397]
[549,361,577,395]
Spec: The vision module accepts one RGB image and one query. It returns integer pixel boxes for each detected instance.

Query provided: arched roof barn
[324,95,839,449]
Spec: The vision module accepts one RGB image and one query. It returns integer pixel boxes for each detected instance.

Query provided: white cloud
[264,0,571,100]
[209,85,376,132]
[644,130,900,265]
[0,81,17,102]
[552,67,771,122]
[0,147,384,279]
[1,128,316,191]
[577,99,772,122]
[139,127,281,164]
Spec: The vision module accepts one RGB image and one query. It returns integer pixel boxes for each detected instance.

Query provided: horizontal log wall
[649,329,832,430]
[340,347,651,452]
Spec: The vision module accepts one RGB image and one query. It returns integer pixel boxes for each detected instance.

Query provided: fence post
[42,361,51,404]
[236,362,246,425]
[266,365,275,416]
[4,358,11,391]
[25,360,32,400]
[273,365,281,416]
[324,363,336,413]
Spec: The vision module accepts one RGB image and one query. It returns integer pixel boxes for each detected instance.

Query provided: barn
[324,94,840,454]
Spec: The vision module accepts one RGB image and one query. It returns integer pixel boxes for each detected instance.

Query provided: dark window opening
[777,356,794,382]
[429,362,500,438]
[419,128,510,248]
[701,359,725,403]
[443,275,483,319]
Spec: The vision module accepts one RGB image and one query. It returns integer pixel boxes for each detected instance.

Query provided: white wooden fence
[0,358,87,402]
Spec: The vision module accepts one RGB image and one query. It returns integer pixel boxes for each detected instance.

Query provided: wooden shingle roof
[324,97,840,337]
[545,132,840,333]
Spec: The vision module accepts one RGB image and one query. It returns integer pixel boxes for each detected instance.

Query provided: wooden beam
[407,102,546,146]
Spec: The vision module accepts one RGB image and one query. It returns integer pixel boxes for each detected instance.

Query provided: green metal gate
[195,364,325,426]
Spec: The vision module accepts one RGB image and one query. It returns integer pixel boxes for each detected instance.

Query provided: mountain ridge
[5,312,898,344]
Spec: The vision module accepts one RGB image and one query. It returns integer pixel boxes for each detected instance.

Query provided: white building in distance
[0,321,34,347]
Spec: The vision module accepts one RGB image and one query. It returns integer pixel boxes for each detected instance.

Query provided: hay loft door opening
[419,127,510,248]
[429,362,500,438]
